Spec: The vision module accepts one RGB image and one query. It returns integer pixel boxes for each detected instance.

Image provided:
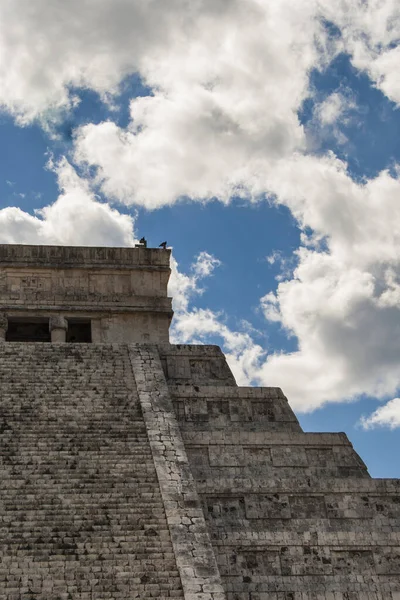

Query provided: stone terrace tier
[0,244,171,269]
[0,335,399,599]
[164,345,400,600]
[0,343,185,600]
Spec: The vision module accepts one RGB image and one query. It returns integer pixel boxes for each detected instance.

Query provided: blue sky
[1,1,400,476]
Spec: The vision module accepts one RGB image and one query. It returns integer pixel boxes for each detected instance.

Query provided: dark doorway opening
[6,318,51,342]
[66,319,92,343]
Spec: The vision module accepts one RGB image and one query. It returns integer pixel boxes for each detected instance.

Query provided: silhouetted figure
[135,236,147,248]
[159,241,167,249]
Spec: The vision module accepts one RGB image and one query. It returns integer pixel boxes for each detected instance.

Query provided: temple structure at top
[0,244,172,343]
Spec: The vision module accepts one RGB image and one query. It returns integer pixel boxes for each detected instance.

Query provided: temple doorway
[6,318,51,342]
[66,319,92,343]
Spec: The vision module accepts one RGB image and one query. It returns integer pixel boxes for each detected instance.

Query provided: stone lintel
[1,298,173,315]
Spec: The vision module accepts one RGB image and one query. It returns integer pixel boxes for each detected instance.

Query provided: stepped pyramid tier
[0,244,399,600]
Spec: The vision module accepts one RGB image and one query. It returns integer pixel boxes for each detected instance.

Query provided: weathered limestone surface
[0,244,399,600]
[49,315,68,342]
[0,244,173,343]
[159,345,237,387]
[0,311,7,341]
[0,343,183,599]
[167,362,400,600]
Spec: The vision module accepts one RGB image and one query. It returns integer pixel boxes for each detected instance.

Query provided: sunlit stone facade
[0,244,399,600]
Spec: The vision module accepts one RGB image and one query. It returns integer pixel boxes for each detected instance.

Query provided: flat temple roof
[0,244,171,269]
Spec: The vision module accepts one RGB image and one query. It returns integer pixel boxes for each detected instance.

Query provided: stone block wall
[158,345,236,387]
[165,345,400,600]
[0,244,173,344]
[0,341,399,600]
[0,343,183,599]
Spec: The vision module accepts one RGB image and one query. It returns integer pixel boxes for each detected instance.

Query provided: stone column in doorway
[49,316,68,343]
[0,312,7,341]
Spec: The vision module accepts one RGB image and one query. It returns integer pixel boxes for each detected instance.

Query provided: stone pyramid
[0,244,398,600]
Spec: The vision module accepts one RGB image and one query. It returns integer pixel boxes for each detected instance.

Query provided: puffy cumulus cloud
[319,0,400,105]
[361,398,400,430]
[0,159,135,246]
[1,0,398,207]
[0,0,398,129]
[263,156,400,268]
[2,0,400,418]
[168,252,265,385]
[192,252,222,278]
[0,0,327,126]
[70,1,398,208]
[74,0,325,207]
[309,90,359,147]
[251,157,400,411]
[315,93,349,127]
[168,251,221,314]
[0,0,186,123]
[166,156,400,412]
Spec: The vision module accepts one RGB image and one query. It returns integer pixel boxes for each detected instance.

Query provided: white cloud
[319,0,400,105]
[74,0,321,208]
[168,156,400,413]
[46,1,398,210]
[0,0,187,123]
[1,0,400,419]
[309,90,359,146]
[0,0,398,129]
[315,92,348,126]
[0,0,327,127]
[266,251,280,266]
[0,159,135,246]
[168,251,221,313]
[361,398,400,430]
[169,252,266,385]
[192,252,221,278]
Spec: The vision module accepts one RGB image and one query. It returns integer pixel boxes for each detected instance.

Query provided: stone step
[0,344,183,598]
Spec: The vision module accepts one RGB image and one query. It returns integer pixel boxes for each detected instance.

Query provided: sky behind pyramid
[1,0,400,476]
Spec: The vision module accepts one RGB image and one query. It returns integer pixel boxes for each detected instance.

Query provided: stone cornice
[0,244,171,270]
